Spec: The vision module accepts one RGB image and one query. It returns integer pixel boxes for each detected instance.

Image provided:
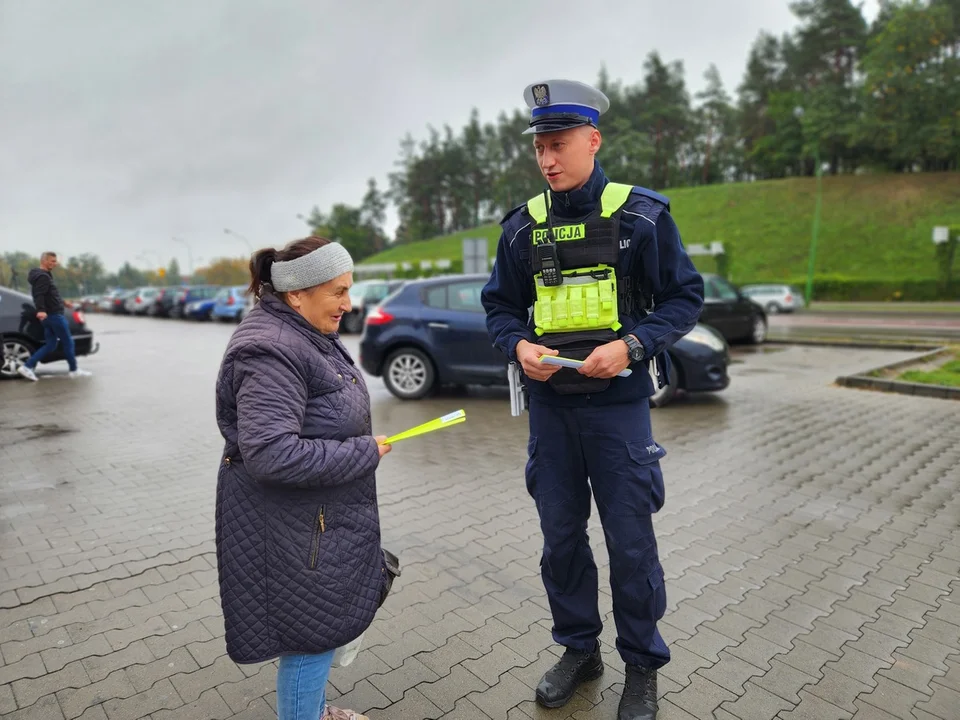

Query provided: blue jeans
[26,313,77,371]
[276,650,336,720]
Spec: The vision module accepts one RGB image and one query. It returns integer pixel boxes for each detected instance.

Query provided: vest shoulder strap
[599,182,633,218]
[631,186,671,211]
[525,192,550,224]
[524,182,667,222]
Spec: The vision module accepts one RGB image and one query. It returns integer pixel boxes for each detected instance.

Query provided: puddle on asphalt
[731,345,788,356]
[0,422,74,446]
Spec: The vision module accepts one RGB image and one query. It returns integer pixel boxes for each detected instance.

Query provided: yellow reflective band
[382,409,466,444]
[600,182,632,218]
[532,224,586,244]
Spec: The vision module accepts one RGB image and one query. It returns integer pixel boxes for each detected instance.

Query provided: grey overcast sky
[0,0,879,273]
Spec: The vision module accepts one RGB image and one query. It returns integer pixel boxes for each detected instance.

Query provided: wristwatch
[622,334,644,363]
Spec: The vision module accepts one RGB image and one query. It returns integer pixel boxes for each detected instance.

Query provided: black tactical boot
[535,642,604,708]
[617,664,659,719]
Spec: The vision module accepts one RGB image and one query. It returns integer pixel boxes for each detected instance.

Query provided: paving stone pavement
[2,314,959,720]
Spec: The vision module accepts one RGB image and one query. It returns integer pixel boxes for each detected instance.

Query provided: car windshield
[709,277,740,301]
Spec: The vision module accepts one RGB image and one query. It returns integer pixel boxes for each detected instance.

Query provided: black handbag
[378,548,401,608]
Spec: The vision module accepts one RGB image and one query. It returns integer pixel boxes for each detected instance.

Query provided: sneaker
[69,369,93,378]
[322,706,369,720]
[17,365,38,382]
[535,641,604,708]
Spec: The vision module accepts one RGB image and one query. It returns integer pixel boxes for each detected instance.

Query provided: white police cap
[521,79,611,135]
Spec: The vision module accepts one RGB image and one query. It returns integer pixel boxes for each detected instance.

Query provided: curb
[834,346,960,401]
[766,337,942,352]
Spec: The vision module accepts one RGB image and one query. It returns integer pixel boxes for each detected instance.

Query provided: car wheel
[765,302,780,314]
[383,347,436,400]
[649,356,678,408]
[1,338,35,379]
[751,315,768,344]
[342,312,363,334]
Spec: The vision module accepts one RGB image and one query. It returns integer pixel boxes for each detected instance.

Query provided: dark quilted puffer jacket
[214,292,386,664]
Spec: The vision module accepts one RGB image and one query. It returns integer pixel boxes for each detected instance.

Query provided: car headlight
[685,325,727,352]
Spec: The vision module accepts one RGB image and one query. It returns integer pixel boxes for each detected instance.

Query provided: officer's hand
[516,340,561,382]
[36,311,47,321]
[579,340,630,379]
[375,435,393,458]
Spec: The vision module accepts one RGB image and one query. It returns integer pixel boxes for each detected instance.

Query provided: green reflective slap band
[382,409,467,444]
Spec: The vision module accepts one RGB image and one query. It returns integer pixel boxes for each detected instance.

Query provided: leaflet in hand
[382,409,467,444]
[539,355,632,378]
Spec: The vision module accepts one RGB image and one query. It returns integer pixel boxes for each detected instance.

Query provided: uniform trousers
[525,398,670,669]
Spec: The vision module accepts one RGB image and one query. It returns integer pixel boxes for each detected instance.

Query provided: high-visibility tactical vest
[526,182,633,337]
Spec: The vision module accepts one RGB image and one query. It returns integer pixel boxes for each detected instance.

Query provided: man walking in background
[17,251,92,381]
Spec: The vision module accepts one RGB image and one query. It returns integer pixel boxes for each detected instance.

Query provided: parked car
[358,274,729,407]
[740,284,805,314]
[183,296,218,321]
[165,285,220,318]
[341,279,406,334]
[107,289,137,314]
[98,289,125,312]
[77,295,102,312]
[148,286,187,317]
[124,287,160,315]
[212,285,251,322]
[699,273,768,344]
[0,285,99,379]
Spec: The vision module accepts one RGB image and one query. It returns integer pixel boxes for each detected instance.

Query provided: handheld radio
[535,190,563,286]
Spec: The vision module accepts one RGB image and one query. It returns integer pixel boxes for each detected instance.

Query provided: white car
[740,284,805,314]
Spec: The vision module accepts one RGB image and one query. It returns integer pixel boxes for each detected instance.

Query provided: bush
[742,275,960,301]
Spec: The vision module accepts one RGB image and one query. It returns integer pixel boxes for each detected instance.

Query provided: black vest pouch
[538,328,620,395]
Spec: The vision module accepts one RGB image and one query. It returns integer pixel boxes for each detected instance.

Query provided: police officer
[481,80,704,720]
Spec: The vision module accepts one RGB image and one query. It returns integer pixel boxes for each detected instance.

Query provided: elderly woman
[215,236,396,720]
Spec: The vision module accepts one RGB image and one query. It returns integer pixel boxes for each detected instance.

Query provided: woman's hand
[375,435,393,458]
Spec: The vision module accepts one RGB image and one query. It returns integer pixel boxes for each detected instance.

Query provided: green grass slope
[363,172,960,286]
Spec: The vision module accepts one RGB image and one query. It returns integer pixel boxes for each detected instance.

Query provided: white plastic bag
[332,632,364,668]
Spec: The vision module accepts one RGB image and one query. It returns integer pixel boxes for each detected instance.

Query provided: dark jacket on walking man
[29,266,66,316]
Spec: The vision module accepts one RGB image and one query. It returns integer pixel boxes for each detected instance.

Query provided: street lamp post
[138,251,161,269]
[794,106,823,307]
[172,237,194,277]
[223,228,254,253]
[805,145,823,308]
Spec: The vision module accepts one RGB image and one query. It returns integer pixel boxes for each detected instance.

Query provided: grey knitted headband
[270,243,355,292]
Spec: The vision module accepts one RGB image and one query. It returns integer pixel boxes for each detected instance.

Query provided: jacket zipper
[308,505,325,570]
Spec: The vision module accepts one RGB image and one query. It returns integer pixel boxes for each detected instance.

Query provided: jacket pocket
[308,505,326,570]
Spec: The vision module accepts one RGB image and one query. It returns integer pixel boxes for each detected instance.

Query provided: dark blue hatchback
[359,274,730,407]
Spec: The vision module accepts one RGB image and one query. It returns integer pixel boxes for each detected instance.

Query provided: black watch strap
[623,335,644,362]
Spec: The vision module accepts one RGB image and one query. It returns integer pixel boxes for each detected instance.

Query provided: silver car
[740,284,805,314]
[124,287,160,315]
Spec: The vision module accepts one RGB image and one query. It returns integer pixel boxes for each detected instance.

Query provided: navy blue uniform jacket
[481,162,705,407]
